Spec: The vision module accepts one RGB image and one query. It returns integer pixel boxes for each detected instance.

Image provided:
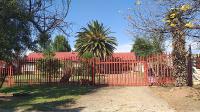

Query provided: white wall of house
[131,63,144,72]
[21,63,35,72]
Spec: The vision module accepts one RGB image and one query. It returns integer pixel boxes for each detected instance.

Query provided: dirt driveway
[151,86,200,112]
[68,87,175,112]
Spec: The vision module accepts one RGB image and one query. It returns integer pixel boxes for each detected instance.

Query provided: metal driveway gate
[95,59,148,86]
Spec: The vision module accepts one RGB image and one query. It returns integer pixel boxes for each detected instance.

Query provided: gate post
[7,66,14,87]
[144,61,148,86]
[187,45,193,87]
[92,58,95,85]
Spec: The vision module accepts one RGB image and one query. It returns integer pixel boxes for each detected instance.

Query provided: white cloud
[25,50,33,55]
[71,47,75,51]
[115,43,132,52]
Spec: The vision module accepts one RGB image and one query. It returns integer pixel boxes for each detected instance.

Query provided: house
[23,52,137,74]
[21,52,78,73]
[25,52,136,61]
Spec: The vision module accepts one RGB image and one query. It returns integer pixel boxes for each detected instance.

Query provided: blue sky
[54,0,199,53]
[66,0,134,52]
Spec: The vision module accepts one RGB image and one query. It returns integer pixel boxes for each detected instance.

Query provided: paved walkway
[69,87,175,112]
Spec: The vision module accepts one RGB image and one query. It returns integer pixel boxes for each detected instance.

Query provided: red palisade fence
[2,53,198,87]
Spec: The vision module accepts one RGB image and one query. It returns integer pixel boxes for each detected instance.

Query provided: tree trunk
[172,29,188,86]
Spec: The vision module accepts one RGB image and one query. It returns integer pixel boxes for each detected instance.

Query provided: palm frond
[75,20,118,59]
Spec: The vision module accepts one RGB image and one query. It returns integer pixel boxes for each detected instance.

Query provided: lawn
[0,85,96,111]
[13,74,92,83]
[11,73,106,86]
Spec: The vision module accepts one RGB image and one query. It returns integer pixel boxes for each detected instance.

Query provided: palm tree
[75,20,117,59]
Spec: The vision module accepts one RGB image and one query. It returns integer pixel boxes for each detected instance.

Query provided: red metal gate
[95,59,148,86]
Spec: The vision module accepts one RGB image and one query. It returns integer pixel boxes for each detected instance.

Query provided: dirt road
[68,87,175,112]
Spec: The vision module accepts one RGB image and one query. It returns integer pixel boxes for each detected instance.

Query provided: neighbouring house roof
[25,52,136,61]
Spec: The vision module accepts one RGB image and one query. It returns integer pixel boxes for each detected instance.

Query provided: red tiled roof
[26,53,43,59]
[112,52,136,60]
[26,52,78,60]
[26,52,136,60]
[55,52,78,59]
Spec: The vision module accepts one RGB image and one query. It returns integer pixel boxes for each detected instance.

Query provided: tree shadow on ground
[0,85,101,111]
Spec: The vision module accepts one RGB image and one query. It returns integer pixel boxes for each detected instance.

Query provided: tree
[38,32,51,51]
[127,0,200,86]
[131,34,164,56]
[75,20,118,59]
[150,32,165,54]
[0,0,33,61]
[42,43,55,59]
[26,0,71,52]
[53,35,71,52]
[37,43,61,83]
[131,37,154,56]
[81,52,94,60]
[37,58,62,82]
[0,0,71,61]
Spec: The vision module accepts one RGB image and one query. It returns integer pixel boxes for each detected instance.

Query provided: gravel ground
[67,87,175,112]
[151,86,200,112]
